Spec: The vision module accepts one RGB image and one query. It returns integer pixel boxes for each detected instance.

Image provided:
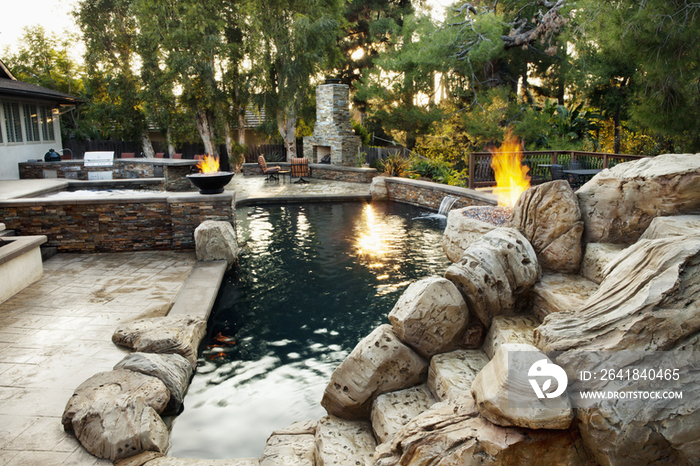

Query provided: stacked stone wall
[385,178,496,211]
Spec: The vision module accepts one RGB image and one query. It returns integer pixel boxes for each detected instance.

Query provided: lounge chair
[258,155,280,182]
[290,157,310,184]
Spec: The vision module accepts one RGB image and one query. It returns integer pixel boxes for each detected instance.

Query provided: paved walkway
[0,175,371,465]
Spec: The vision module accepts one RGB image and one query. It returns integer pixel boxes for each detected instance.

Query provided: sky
[0,0,81,55]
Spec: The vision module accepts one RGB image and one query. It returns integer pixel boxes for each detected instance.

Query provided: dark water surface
[168,201,450,459]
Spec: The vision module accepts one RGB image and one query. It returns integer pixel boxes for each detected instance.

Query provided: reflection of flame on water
[357,205,388,259]
[197,155,221,174]
[489,130,531,208]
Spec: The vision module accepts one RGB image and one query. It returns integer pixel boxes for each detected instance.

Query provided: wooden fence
[467,150,647,189]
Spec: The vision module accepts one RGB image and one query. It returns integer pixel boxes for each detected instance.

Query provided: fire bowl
[186,172,234,194]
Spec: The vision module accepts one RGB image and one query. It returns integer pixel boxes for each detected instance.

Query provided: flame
[489,132,530,207]
[197,155,220,174]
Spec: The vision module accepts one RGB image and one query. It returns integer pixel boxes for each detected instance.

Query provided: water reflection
[168,202,449,459]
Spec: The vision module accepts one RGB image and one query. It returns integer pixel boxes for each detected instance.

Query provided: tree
[5,26,86,141]
[574,0,700,152]
[250,0,343,160]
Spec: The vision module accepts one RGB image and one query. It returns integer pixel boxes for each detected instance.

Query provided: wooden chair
[290,157,310,184]
[258,155,280,181]
[172,153,183,159]
[155,152,164,158]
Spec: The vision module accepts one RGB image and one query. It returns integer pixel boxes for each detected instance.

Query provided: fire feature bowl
[186,172,234,194]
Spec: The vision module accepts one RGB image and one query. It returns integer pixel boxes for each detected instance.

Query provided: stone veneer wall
[384,177,497,211]
[164,165,196,191]
[0,193,234,253]
[19,161,155,180]
[241,162,377,183]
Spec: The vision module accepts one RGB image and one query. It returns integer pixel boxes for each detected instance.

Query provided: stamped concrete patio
[0,174,371,465]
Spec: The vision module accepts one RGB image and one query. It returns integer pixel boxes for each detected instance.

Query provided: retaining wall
[242,163,377,183]
[383,177,497,211]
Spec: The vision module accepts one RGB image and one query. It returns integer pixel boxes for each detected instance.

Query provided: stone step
[427,349,489,402]
[371,384,437,444]
[168,260,227,320]
[580,243,626,284]
[482,315,540,360]
[532,272,599,321]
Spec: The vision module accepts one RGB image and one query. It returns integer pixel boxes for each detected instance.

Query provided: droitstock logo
[528,359,568,399]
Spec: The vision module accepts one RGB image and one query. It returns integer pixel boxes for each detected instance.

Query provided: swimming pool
[168,201,450,458]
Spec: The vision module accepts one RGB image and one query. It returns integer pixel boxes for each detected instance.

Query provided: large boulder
[194,220,239,269]
[374,396,588,466]
[508,180,584,273]
[314,416,376,466]
[114,353,193,414]
[112,316,207,369]
[62,369,169,431]
[471,344,573,430]
[442,208,496,263]
[370,176,389,201]
[481,315,539,360]
[535,235,700,353]
[639,214,700,240]
[577,154,700,244]
[532,272,599,321]
[321,324,428,420]
[388,277,469,359]
[71,396,169,461]
[427,349,489,403]
[261,420,317,466]
[579,243,626,284]
[371,384,436,443]
[444,227,540,328]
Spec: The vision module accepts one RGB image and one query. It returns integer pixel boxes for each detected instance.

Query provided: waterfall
[437,195,458,216]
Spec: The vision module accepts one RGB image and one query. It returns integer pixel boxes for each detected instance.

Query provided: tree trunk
[166,127,176,157]
[237,105,246,146]
[140,131,155,158]
[225,121,233,162]
[277,107,296,161]
[194,109,218,158]
[614,109,622,154]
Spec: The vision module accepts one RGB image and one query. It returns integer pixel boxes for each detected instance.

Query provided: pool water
[168,201,450,459]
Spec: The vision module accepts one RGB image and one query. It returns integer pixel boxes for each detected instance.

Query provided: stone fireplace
[303,80,361,166]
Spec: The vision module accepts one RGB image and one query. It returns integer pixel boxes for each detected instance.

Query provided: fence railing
[467,150,647,189]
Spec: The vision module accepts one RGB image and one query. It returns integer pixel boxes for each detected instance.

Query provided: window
[3,102,22,143]
[24,104,40,142]
[40,106,55,141]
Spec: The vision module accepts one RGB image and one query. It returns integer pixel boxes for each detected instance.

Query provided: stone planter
[0,235,46,304]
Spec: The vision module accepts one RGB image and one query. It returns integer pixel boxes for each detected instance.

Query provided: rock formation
[444,227,540,327]
[577,153,700,244]
[321,324,428,420]
[194,220,239,269]
[508,180,584,273]
[442,208,495,263]
[388,276,469,358]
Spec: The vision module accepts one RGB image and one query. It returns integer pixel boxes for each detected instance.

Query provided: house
[0,58,83,179]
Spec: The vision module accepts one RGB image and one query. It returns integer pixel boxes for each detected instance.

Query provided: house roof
[0,57,83,105]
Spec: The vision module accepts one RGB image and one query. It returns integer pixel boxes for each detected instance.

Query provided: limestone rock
[639,214,700,240]
[371,384,436,443]
[261,433,315,466]
[471,343,573,430]
[374,398,588,466]
[114,451,164,466]
[508,180,584,273]
[579,243,626,284]
[112,316,207,368]
[321,324,428,420]
[71,396,169,461]
[194,220,239,269]
[388,276,469,358]
[314,416,376,466]
[114,352,193,414]
[270,419,317,436]
[535,235,700,353]
[578,153,700,244]
[459,321,486,349]
[532,272,598,321]
[428,349,489,403]
[370,176,388,201]
[482,315,539,360]
[442,207,495,263]
[62,369,169,431]
[559,350,700,466]
[143,458,260,465]
[444,227,540,328]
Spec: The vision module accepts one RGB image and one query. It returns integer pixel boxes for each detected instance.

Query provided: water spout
[437,195,458,216]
